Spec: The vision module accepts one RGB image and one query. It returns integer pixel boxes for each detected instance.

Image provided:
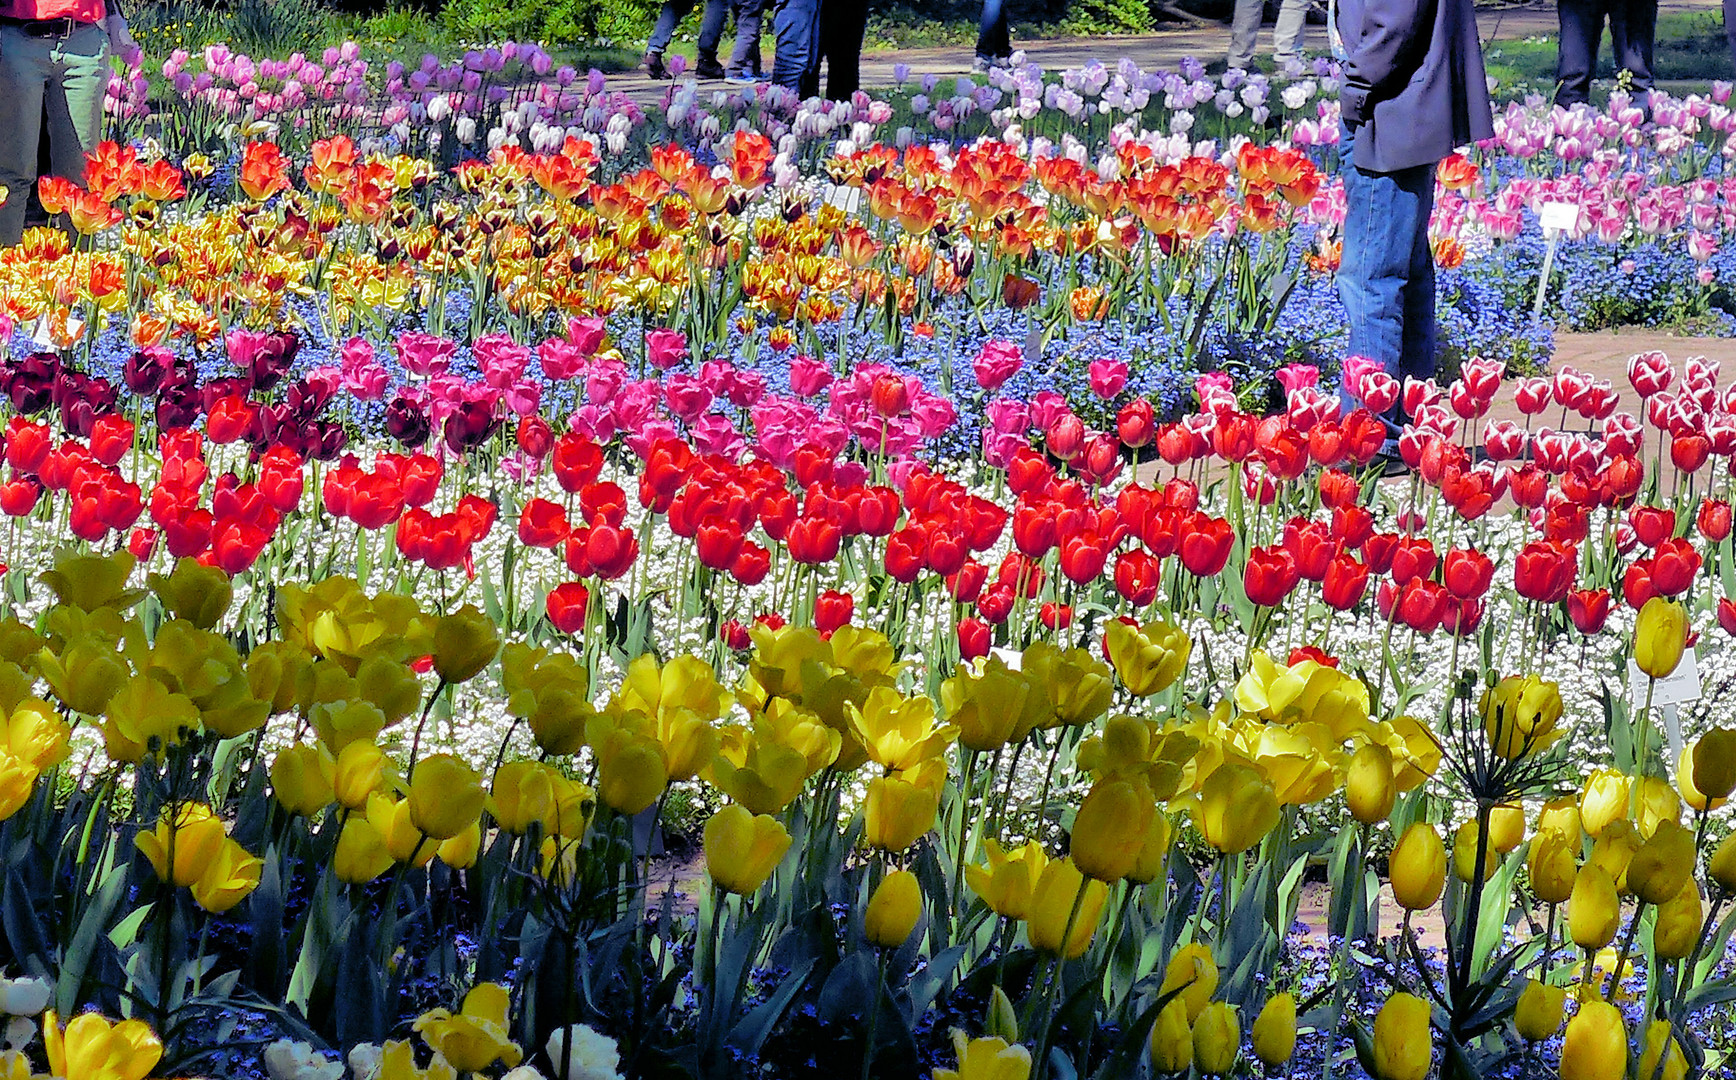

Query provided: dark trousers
[1555,0,1655,106]
[728,0,768,75]
[977,0,1010,60]
[821,0,868,100]
[1727,0,1736,72]
[1338,128,1437,430]
[772,0,866,100]
[648,0,730,58]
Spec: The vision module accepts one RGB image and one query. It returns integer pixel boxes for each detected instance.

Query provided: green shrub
[439,0,661,47]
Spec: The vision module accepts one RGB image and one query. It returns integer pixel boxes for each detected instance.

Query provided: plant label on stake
[1626,652,1700,764]
[1533,202,1578,319]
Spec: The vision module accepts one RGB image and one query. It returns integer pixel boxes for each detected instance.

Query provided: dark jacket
[1337,0,1494,173]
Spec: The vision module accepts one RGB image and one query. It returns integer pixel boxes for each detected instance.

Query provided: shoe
[725,70,758,85]
[971,55,993,74]
[696,56,726,79]
[643,51,672,80]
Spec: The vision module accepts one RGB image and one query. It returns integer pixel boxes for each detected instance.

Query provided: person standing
[724,0,769,83]
[643,0,731,80]
[771,0,866,100]
[1335,0,1492,447]
[975,0,1011,71]
[0,0,132,245]
[1554,0,1655,106]
[1228,0,1311,69]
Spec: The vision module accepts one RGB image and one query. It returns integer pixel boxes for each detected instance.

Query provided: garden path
[605,0,1721,101]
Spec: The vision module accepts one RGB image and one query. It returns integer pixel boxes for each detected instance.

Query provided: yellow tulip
[1588,820,1641,884]
[966,840,1047,920]
[2,698,69,772]
[1024,857,1107,959]
[43,1010,161,1080]
[1487,803,1526,854]
[408,754,485,840]
[1635,775,1681,838]
[38,637,129,717]
[431,605,500,684]
[438,823,482,870]
[1579,769,1631,839]
[1250,992,1296,1067]
[864,869,922,948]
[1633,596,1688,679]
[1526,829,1578,906]
[592,726,669,816]
[1535,796,1581,841]
[1195,760,1281,854]
[135,803,227,888]
[356,655,422,726]
[146,557,233,629]
[1390,822,1447,911]
[270,745,335,817]
[1568,865,1621,950]
[191,837,263,914]
[1022,642,1114,728]
[1689,727,1736,804]
[1451,819,1498,884]
[706,726,813,815]
[101,675,198,763]
[1560,1000,1627,1080]
[39,549,142,612]
[1710,832,1736,892]
[1626,819,1695,905]
[1370,993,1431,1080]
[1148,998,1192,1074]
[1159,943,1219,1022]
[1479,675,1564,759]
[1126,810,1174,885]
[1345,742,1396,824]
[547,775,596,839]
[942,654,1044,751]
[1071,776,1154,883]
[1103,618,1190,697]
[863,773,940,852]
[1680,738,1730,813]
[501,643,591,757]
[333,740,391,811]
[0,752,36,823]
[367,795,436,868]
[310,698,386,753]
[1653,879,1703,960]
[489,761,556,835]
[1512,978,1565,1041]
[247,640,311,714]
[931,1030,1032,1080]
[333,816,394,884]
[412,982,523,1073]
[1638,1020,1688,1080]
[845,685,957,772]
[1191,1002,1238,1076]
[702,804,792,895]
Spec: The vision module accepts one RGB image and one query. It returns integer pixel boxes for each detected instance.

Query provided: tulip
[1195,761,1281,854]
[438,822,482,870]
[1690,727,1736,804]
[1389,822,1447,910]
[1071,777,1155,883]
[408,754,486,840]
[333,740,390,811]
[490,761,556,834]
[1569,865,1621,950]
[1633,596,1688,679]
[43,1011,162,1080]
[1480,675,1564,759]
[1487,803,1526,853]
[191,837,263,913]
[1126,810,1175,885]
[146,557,233,629]
[1191,1002,1238,1076]
[333,816,394,884]
[863,774,941,851]
[1345,743,1395,824]
[1024,857,1107,959]
[1588,819,1641,883]
[1250,992,1296,1067]
[864,869,922,948]
[967,840,1047,920]
[1526,829,1578,905]
[432,604,501,684]
[1627,819,1696,905]
[1159,943,1219,1022]
[1148,998,1192,1074]
[1560,1001,1627,1080]
[1103,618,1191,697]
[1711,832,1736,892]
[703,804,792,895]
[1634,775,1681,838]
[412,982,523,1073]
[1639,1020,1688,1080]
[1512,978,1565,1041]
[1451,819,1498,883]
[135,803,228,889]
[1653,879,1703,959]
[1580,769,1631,839]
[1371,993,1431,1080]
[932,1031,1031,1080]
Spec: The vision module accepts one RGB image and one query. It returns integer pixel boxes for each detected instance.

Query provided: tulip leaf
[55,860,127,1015]
[1,869,51,980]
[906,944,967,1016]
[817,951,880,1025]
[726,956,815,1057]
[286,870,350,1016]
[1086,992,1168,1080]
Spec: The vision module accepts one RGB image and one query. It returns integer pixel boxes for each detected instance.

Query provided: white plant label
[1627,651,1702,709]
[1538,201,1578,233]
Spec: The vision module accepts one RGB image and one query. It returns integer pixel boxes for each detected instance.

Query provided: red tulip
[787,516,843,565]
[1672,433,1711,473]
[1244,545,1299,607]
[1567,588,1611,634]
[1441,548,1494,600]
[1321,552,1370,611]
[1038,601,1073,630]
[518,498,571,549]
[546,582,590,634]
[4,419,51,474]
[1650,537,1701,596]
[516,415,553,460]
[871,373,910,418]
[814,589,853,633]
[1718,597,1736,637]
[1507,464,1548,509]
[1317,468,1358,509]
[1287,645,1338,668]
[730,542,770,586]
[89,415,134,467]
[1284,519,1338,582]
[1622,561,1658,610]
[583,523,639,580]
[128,526,158,561]
[977,581,1015,624]
[1697,499,1732,542]
[553,433,605,492]
[958,617,991,660]
[948,560,988,603]
[1390,538,1438,586]
[1058,534,1108,584]
[885,528,927,583]
[719,619,751,650]
[1116,398,1155,448]
[1179,513,1233,577]
[1513,540,1577,603]
[1629,506,1675,549]
[1114,550,1161,606]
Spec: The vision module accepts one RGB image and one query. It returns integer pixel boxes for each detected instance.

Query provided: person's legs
[696,0,731,73]
[1338,130,1435,420]
[1272,0,1308,64]
[1397,164,1438,386]
[771,0,821,95]
[1228,0,1264,68]
[728,0,768,77]
[822,0,868,101]
[1612,0,1657,103]
[1554,0,1602,106]
[976,0,1010,61]
[646,0,696,56]
[0,29,51,246]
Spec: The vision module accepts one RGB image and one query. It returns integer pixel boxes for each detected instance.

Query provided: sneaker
[725,70,758,85]
[971,54,994,74]
[696,56,726,79]
[643,51,672,80]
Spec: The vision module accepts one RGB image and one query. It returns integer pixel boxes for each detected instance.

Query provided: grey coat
[1337,0,1495,173]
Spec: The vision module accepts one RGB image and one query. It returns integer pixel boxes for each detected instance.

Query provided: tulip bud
[1526,829,1578,905]
[1580,768,1631,839]
[1569,865,1621,950]
[1487,803,1526,853]
[1126,811,1174,885]
[1370,993,1432,1080]
[1633,596,1688,679]
[333,816,393,884]
[1159,943,1219,1022]
[864,869,922,948]
[1024,857,1107,959]
[1451,819,1498,883]
[1512,979,1565,1042]
[1690,727,1736,804]
[1535,795,1581,840]
[437,822,481,870]
[1712,832,1736,892]
[1589,819,1641,885]
[1626,819,1695,905]
[1250,992,1296,1067]
[1191,1002,1238,1076]
[1345,743,1396,825]
[1071,777,1154,883]
[1390,822,1447,911]
[1638,1020,1688,1080]
[333,740,390,811]
[1148,998,1191,1075]
[1560,1001,1627,1080]
[1652,879,1704,960]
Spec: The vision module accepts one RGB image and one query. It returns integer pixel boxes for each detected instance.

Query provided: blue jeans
[728,0,768,75]
[977,0,1010,59]
[648,0,730,58]
[1337,128,1436,424]
[772,0,821,94]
